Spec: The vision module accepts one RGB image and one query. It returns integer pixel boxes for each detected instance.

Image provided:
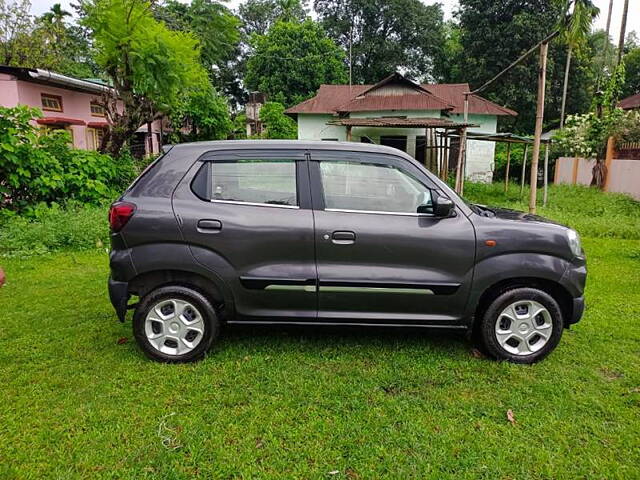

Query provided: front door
[172,149,317,321]
[380,135,407,153]
[309,150,476,325]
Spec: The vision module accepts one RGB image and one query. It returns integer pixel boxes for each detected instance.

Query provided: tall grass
[0,184,637,257]
[463,183,640,240]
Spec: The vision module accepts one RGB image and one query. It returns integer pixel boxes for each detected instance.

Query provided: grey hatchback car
[108,141,586,364]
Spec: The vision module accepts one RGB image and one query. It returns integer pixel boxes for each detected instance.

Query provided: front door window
[319,160,431,214]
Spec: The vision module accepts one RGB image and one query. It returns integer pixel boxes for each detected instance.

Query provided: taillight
[109,202,136,232]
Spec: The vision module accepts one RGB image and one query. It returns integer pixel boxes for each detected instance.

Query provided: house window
[41,124,74,144]
[88,127,105,150]
[41,94,63,112]
[90,101,106,117]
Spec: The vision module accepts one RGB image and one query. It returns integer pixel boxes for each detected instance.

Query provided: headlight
[566,229,582,257]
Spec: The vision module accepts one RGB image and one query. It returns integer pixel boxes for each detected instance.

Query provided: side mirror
[433,195,455,217]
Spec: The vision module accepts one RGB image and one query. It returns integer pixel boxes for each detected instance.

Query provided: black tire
[478,287,564,364]
[133,285,219,363]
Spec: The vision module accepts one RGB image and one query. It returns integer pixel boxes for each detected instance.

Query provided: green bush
[259,102,297,139]
[0,105,135,211]
[0,202,109,257]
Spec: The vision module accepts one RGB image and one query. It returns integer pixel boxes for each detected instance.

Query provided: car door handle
[197,219,222,232]
[331,231,355,244]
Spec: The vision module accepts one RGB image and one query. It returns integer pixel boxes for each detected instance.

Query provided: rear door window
[193,158,298,207]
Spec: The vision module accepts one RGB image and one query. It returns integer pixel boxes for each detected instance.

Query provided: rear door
[309,149,476,325]
[172,148,317,321]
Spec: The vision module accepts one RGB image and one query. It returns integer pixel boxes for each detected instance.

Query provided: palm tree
[41,3,71,27]
[617,0,629,65]
[559,0,599,128]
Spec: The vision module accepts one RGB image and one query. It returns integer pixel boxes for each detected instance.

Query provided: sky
[29,0,639,44]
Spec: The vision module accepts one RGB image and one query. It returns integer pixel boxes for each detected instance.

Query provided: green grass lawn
[1,185,639,479]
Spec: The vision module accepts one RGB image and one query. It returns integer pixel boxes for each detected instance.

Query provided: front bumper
[568,295,585,325]
[561,256,587,326]
[108,277,129,322]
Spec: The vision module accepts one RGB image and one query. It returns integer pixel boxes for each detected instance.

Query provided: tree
[622,47,640,97]
[152,0,242,106]
[554,63,627,188]
[617,0,629,65]
[83,0,208,156]
[171,83,233,142]
[314,0,446,83]
[238,0,308,37]
[0,0,60,68]
[259,102,297,139]
[558,0,599,127]
[245,20,347,106]
[41,3,71,27]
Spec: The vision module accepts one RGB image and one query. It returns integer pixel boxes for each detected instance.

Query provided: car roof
[166,139,410,158]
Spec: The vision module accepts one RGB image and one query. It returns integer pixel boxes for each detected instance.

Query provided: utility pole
[617,0,629,65]
[560,45,572,128]
[529,41,549,214]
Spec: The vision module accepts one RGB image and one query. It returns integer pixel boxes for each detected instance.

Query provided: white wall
[296,111,499,182]
[448,113,498,183]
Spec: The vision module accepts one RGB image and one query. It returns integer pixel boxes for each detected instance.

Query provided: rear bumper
[108,277,129,322]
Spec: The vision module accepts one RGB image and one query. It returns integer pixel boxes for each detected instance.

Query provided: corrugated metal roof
[619,92,640,110]
[286,78,517,116]
[424,83,517,116]
[336,93,454,113]
[330,117,477,129]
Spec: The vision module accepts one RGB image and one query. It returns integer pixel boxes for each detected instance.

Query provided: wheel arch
[128,269,235,321]
[472,277,574,332]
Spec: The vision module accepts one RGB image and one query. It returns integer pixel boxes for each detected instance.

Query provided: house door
[380,135,407,153]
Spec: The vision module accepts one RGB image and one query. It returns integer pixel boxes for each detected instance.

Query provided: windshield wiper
[472,203,496,217]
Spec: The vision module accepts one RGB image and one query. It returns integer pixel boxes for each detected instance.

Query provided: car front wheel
[133,285,219,363]
[479,287,564,364]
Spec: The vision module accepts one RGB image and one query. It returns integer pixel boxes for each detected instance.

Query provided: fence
[555,137,640,200]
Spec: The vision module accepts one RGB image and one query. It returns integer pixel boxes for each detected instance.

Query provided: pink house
[0,66,163,156]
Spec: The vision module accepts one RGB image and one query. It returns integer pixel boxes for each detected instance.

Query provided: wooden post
[424,128,429,169]
[346,125,352,142]
[455,128,466,194]
[543,142,549,207]
[520,143,528,197]
[528,41,549,214]
[604,136,616,191]
[504,142,512,192]
[440,132,448,180]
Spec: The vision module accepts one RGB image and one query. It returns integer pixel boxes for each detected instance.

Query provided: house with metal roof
[0,65,163,157]
[285,73,517,182]
[619,92,640,110]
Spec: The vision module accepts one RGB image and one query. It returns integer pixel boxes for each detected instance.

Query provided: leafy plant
[0,201,109,257]
[259,102,298,139]
[0,105,133,211]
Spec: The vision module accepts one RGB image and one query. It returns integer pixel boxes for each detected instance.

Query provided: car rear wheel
[479,288,563,364]
[133,285,219,363]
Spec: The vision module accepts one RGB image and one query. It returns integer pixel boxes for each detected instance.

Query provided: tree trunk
[617,0,629,65]
[529,41,549,215]
[560,45,572,129]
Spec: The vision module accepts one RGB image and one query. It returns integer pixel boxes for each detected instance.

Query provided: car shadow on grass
[216,323,476,359]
